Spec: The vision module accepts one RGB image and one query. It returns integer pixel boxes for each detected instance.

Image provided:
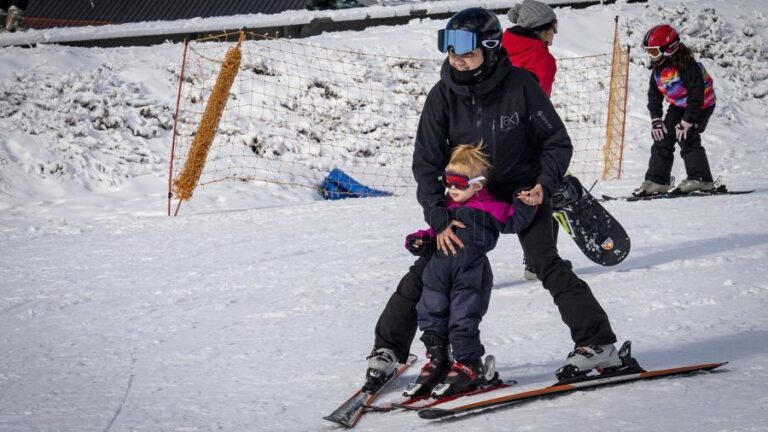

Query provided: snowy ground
[1,0,768,431]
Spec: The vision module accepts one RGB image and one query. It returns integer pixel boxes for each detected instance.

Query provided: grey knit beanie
[507,0,556,29]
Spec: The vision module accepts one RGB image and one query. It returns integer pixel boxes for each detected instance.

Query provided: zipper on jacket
[472,92,494,164]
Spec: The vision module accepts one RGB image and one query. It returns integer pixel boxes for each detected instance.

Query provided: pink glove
[675,119,693,141]
[651,118,667,141]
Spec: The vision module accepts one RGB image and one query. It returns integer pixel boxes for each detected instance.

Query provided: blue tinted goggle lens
[437,29,477,54]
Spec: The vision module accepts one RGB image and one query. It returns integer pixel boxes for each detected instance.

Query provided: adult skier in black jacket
[364,8,621,390]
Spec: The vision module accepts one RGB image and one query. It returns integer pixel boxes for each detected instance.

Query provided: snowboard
[551,175,631,266]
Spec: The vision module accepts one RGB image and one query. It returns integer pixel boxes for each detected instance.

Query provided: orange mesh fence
[169,28,627,209]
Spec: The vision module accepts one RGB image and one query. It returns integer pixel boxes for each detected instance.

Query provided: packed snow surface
[1,1,767,431]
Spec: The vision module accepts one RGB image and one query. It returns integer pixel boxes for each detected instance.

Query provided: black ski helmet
[441,7,503,70]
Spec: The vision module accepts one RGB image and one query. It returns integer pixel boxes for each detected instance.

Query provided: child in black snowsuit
[402,144,537,398]
[635,24,717,196]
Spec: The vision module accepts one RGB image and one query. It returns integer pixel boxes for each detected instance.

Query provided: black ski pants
[373,200,617,363]
[523,221,559,270]
[645,105,715,185]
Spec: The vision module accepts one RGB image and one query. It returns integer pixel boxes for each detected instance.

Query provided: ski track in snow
[2,0,768,431]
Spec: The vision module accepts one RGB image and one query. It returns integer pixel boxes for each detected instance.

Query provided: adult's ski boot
[556,341,643,384]
[363,347,399,393]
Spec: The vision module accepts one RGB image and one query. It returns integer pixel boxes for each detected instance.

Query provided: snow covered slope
[1,1,767,431]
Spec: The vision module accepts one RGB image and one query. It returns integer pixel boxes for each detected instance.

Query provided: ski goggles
[440,171,486,190]
[437,29,500,55]
[645,46,663,59]
[645,40,678,60]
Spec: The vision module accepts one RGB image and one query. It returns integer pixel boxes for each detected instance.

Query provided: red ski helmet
[643,24,680,60]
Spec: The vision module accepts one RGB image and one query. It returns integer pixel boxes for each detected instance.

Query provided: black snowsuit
[645,58,716,185]
[413,190,536,362]
[373,53,617,363]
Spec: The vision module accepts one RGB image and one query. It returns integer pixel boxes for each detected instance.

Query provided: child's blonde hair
[445,142,492,182]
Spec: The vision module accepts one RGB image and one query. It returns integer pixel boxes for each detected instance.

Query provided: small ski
[602,176,753,202]
[367,354,516,412]
[324,354,417,428]
[389,379,517,411]
[418,361,726,420]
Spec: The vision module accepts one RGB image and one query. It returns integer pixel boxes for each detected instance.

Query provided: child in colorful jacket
[635,24,718,196]
[402,143,537,398]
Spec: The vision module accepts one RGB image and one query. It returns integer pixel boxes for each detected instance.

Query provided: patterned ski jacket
[648,58,716,124]
[404,189,537,257]
[501,26,557,97]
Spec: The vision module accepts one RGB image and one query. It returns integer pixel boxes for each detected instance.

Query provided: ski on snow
[369,379,518,412]
[601,185,754,202]
[324,356,517,427]
[417,360,727,420]
[323,354,417,428]
[601,176,754,202]
[325,343,727,426]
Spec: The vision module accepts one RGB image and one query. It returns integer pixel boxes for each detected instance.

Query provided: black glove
[551,176,584,210]
[405,230,435,257]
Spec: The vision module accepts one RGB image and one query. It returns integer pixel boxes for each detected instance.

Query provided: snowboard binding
[363,369,393,393]
[555,341,644,385]
[551,175,585,210]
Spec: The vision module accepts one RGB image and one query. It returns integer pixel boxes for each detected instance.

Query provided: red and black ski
[323,354,417,428]
[367,379,517,412]
[397,380,516,410]
[418,361,727,420]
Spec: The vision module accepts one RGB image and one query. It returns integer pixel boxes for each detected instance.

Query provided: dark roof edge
[2,0,647,48]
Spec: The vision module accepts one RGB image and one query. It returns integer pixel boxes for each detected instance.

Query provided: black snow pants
[645,105,715,185]
[373,199,617,363]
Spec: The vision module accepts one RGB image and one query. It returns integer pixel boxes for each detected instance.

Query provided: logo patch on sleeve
[536,110,554,130]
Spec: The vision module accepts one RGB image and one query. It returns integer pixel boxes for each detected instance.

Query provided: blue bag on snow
[320,168,393,200]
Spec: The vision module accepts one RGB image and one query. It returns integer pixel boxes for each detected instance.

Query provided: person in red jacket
[502,0,560,280]
[502,0,558,97]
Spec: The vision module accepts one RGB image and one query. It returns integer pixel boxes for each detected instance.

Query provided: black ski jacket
[412,53,572,233]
